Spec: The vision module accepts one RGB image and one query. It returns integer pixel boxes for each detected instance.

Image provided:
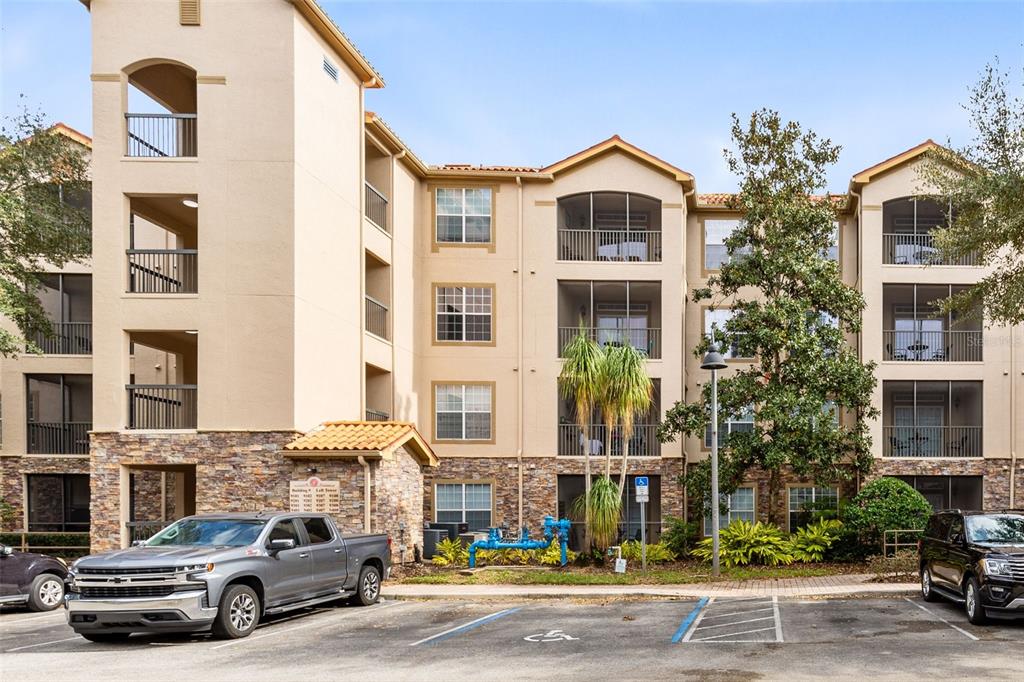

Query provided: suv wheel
[351,565,381,606]
[213,584,261,639]
[920,566,939,603]
[963,577,989,625]
[27,574,65,611]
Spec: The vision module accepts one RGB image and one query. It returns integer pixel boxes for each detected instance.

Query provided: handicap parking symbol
[524,629,580,643]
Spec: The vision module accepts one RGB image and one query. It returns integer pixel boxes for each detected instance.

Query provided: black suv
[919,510,1024,624]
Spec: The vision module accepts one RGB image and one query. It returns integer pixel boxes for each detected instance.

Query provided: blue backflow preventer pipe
[467,515,572,568]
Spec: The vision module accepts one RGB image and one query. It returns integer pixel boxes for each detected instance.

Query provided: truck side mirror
[268,538,296,553]
[131,540,147,547]
[1,544,12,556]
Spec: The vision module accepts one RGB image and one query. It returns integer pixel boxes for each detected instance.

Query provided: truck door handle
[299,553,310,558]
[333,549,344,553]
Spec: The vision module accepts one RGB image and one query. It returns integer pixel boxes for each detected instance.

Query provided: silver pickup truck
[65,512,390,642]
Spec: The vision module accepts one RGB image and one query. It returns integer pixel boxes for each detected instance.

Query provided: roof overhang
[284,421,438,467]
[543,135,696,190]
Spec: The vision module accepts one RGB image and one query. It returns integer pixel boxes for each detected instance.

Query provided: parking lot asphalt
[1,596,1021,681]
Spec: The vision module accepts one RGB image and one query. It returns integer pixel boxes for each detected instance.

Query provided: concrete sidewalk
[383,573,918,600]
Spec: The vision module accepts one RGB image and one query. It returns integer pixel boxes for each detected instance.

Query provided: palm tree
[612,343,654,493]
[558,324,603,551]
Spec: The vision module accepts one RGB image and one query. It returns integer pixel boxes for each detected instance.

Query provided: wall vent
[179,0,200,25]
[323,57,339,82]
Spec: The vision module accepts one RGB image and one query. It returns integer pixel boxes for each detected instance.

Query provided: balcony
[28,274,92,354]
[27,422,91,455]
[882,285,982,361]
[882,197,977,266]
[29,321,92,355]
[124,61,197,158]
[26,374,92,454]
[365,409,390,422]
[557,424,660,457]
[557,280,661,359]
[127,385,197,430]
[127,197,199,294]
[557,192,662,262]
[883,381,982,458]
[365,296,389,340]
[365,182,388,233]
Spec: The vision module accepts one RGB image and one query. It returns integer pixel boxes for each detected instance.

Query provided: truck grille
[78,566,176,576]
[80,585,177,599]
[1008,557,1024,581]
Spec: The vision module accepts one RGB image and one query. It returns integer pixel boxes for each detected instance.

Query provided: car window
[146,519,267,547]
[928,514,952,541]
[268,519,301,544]
[947,516,964,542]
[966,514,1024,544]
[302,517,334,544]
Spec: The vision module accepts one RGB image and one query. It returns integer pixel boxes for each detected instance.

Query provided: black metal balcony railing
[883,330,983,362]
[127,385,197,430]
[558,423,660,457]
[883,425,982,458]
[365,409,390,422]
[125,113,197,158]
[558,229,662,262]
[365,295,389,340]
[27,421,92,454]
[126,520,168,543]
[882,233,978,266]
[365,182,388,233]
[28,322,92,355]
[127,249,199,294]
[558,326,661,360]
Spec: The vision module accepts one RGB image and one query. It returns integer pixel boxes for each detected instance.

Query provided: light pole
[701,340,727,578]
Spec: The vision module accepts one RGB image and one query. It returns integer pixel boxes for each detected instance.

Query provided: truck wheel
[27,574,65,611]
[920,566,940,603]
[963,577,988,626]
[351,565,381,606]
[80,633,131,643]
[213,584,261,639]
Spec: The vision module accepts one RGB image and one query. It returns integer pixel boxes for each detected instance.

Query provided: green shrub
[661,516,699,557]
[620,540,676,564]
[825,526,874,562]
[788,519,843,563]
[536,542,578,566]
[841,477,932,545]
[431,537,469,567]
[692,520,795,567]
[0,532,90,547]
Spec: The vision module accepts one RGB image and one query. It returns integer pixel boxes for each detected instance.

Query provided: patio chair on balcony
[893,348,909,361]
[889,436,910,456]
[947,435,969,457]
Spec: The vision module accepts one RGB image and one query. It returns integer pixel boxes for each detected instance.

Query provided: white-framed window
[704,219,748,270]
[704,308,746,358]
[436,188,492,244]
[435,286,493,342]
[435,384,492,440]
[823,221,840,261]
[435,482,492,529]
[704,404,755,448]
[788,486,839,530]
[704,486,756,535]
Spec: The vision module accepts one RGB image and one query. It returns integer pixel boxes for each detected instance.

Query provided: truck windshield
[146,519,267,547]
[965,514,1024,545]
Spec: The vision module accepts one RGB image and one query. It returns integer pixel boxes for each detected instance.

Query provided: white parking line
[680,597,715,643]
[692,616,776,631]
[902,598,979,641]
[5,635,82,652]
[772,596,784,642]
[692,626,776,642]
[699,606,774,620]
[211,602,400,650]
[408,607,520,647]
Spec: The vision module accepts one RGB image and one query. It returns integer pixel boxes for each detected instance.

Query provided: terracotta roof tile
[284,421,438,466]
[431,163,544,173]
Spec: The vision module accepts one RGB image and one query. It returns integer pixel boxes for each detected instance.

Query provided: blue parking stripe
[672,597,709,643]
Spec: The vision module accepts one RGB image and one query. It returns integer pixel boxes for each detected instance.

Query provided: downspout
[358,455,372,533]
[516,176,524,528]
[681,187,695,524]
[850,189,865,495]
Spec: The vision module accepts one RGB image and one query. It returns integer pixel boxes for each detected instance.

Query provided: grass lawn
[397,562,865,586]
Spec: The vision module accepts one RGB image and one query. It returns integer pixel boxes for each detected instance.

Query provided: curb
[382,584,920,601]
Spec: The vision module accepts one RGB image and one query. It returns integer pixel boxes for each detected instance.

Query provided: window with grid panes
[436,286,493,342]
[435,384,492,440]
[788,486,838,530]
[436,188,492,243]
[435,482,492,529]
[704,486,756,535]
[704,404,755,447]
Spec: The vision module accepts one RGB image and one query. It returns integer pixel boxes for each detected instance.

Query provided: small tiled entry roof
[284,421,438,466]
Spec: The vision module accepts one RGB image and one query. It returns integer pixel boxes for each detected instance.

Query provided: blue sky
[2,1,1022,191]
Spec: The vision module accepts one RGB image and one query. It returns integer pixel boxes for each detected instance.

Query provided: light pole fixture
[701,336,728,578]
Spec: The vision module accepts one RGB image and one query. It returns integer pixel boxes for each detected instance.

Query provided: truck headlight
[982,558,1011,576]
[178,563,214,581]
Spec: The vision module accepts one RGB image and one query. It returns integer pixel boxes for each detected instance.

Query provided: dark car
[919,510,1024,624]
[0,544,69,611]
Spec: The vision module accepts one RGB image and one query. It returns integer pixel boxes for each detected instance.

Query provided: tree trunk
[767,468,781,526]
[583,424,593,552]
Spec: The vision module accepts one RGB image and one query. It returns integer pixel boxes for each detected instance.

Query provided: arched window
[123,59,198,157]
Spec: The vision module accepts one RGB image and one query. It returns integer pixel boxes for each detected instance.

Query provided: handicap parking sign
[635,476,649,503]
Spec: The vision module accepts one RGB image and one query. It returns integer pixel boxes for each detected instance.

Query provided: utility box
[422,529,446,559]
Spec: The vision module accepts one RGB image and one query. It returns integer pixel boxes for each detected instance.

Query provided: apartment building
[1,0,1020,555]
